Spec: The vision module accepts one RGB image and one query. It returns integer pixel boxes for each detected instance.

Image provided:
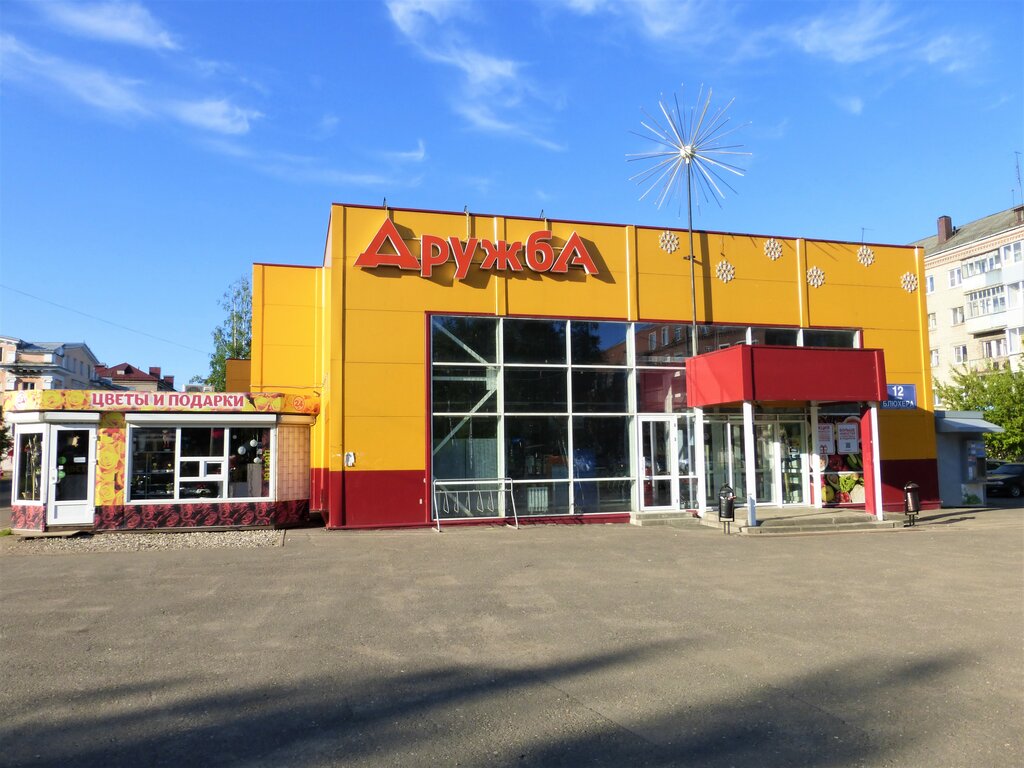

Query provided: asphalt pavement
[1,505,1022,767]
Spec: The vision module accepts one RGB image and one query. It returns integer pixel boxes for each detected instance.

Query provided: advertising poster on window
[818,415,864,505]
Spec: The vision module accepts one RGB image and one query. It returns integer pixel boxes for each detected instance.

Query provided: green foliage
[0,420,11,463]
[934,361,1024,460]
[197,276,252,392]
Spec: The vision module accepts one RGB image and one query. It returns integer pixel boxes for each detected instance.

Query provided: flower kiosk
[3,389,318,533]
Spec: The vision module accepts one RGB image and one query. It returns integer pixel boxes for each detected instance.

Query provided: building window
[18,382,35,390]
[662,327,669,347]
[673,325,683,343]
[1009,327,1023,355]
[925,275,935,294]
[953,345,968,363]
[1001,241,1023,263]
[128,426,271,502]
[648,332,656,351]
[930,349,939,367]
[948,268,961,287]
[966,285,1006,318]
[982,337,1007,359]
[927,313,937,330]
[950,306,965,325]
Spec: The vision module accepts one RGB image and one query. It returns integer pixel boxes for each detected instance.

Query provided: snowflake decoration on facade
[857,245,875,267]
[807,266,825,288]
[659,231,680,254]
[900,272,918,293]
[764,238,782,261]
[716,259,736,283]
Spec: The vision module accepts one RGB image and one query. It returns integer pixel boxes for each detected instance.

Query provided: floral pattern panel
[95,500,309,531]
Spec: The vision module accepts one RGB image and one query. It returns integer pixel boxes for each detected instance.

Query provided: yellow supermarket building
[5,202,940,533]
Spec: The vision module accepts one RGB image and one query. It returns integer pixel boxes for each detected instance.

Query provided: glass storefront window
[573,416,630,478]
[15,432,43,502]
[432,417,499,480]
[229,428,270,498]
[513,481,571,516]
[504,319,567,364]
[431,316,498,363]
[128,426,272,502]
[181,427,224,457]
[504,368,568,412]
[571,321,628,365]
[696,325,748,355]
[804,329,856,348]
[572,369,628,413]
[637,368,686,413]
[573,479,632,514]
[432,365,498,413]
[635,322,691,364]
[750,327,800,345]
[505,416,569,480]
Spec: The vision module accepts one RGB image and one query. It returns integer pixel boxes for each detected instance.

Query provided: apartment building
[917,207,1024,403]
[0,337,109,391]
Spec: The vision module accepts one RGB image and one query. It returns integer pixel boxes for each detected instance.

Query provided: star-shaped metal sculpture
[628,86,749,212]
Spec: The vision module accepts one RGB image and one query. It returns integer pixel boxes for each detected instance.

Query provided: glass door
[47,425,96,526]
[779,422,807,505]
[753,423,776,505]
[640,416,673,509]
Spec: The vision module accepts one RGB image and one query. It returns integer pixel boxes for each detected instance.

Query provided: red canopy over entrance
[686,345,887,407]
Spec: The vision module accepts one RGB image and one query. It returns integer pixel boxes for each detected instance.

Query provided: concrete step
[741,520,900,535]
[631,511,704,528]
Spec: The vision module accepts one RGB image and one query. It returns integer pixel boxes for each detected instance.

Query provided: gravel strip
[2,529,284,555]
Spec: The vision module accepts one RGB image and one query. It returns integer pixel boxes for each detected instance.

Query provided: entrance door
[47,425,96,526]
[640,416,685,510]
[779,422,808,505]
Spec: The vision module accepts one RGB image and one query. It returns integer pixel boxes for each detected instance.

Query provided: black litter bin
[903,481,920,526]
[719,485,735,522]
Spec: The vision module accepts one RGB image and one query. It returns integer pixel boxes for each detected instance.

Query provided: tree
[934,361,1024,460]
[197,276,251,392]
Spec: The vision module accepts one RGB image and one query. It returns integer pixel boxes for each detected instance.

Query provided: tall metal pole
[686,161,698,357]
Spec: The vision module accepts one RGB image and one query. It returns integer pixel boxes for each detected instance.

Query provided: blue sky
[1,0,1021,384]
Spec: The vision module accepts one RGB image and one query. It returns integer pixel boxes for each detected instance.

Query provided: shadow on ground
[1,640,966,767]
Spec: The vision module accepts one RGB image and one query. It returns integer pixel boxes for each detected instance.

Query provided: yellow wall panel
[344,416,425,470]
[346,309,426,364]
[879,410,937,460]
[345,362,425,418]
[808,284,921,330]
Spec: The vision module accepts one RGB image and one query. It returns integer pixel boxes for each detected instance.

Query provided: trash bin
[718,485,735,522]
[903,481,920,526]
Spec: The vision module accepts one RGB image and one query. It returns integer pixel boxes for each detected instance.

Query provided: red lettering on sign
[420,234,449,277]
[551,232,598,274]
[354,219,419,270]
[450,237,478,280]
[525,230,555,272]
[480,239,524,272]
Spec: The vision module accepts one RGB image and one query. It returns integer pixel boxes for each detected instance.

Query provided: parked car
[986,463,1024,498]
[986,459,1006,474]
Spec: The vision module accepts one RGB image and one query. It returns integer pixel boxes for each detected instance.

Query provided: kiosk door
[47,425,96,526]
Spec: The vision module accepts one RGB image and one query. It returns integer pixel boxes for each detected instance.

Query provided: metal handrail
[432,478,518,531]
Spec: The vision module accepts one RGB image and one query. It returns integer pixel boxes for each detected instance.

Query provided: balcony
[965,308,1009,337]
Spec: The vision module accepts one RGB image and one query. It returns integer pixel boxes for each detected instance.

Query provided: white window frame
[950,306,965,325]
[948,268,961,287]
[930,349,939,367]
[926,275,935,294]
[953,345,968,364]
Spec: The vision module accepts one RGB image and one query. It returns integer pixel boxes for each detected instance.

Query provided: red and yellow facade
[251,203,939,529]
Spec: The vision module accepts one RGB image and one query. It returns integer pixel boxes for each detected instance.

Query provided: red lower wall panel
[880,458,940,511]
[340,469,428,528]
[11,505,45,531]
[310,467,328,513]
[95,499,309,530]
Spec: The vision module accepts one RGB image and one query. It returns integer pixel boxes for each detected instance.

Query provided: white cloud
[0,34,147,114]
[835,96,865,115]
[383,139,427,163]
[1,35,260,135]
[39,1,179,50]
[203,139,404,187]
[385,0,561,149]
[788,2,905,64]
[558,0,729,43]
[167,99,262,135]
